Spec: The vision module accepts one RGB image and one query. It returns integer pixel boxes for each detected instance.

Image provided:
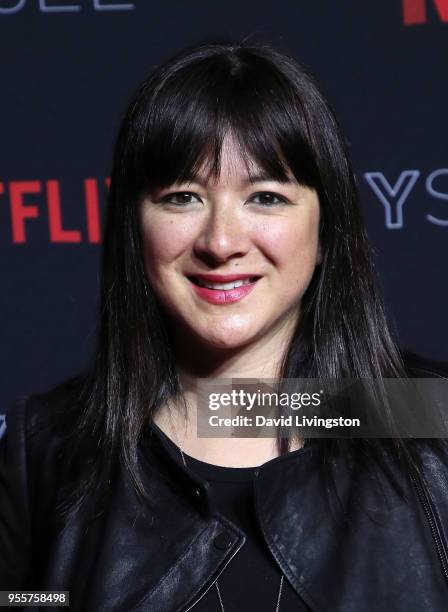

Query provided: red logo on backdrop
[0,178,109,243]
[403,0,448,24]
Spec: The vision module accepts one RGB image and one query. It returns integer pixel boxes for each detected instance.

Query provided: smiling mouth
[188,276,260,290]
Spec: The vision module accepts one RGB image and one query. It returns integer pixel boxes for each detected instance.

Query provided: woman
[1,42,448,611]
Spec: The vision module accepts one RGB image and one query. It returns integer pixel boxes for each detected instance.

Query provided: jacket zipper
[410,469,448,585]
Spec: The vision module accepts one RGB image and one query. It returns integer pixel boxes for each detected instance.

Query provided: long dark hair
[48,42,446,519]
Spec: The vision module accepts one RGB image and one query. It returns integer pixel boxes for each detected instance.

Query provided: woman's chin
[166,312,264,351]
[195,327,257,351]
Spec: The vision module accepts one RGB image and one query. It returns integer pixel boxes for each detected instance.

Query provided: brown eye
[249,192,288,206]
[162,192,202,205]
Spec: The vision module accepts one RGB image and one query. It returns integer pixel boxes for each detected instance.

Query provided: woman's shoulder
[0,375,91,589]
[2,373,91,497]
[8,373,88,445]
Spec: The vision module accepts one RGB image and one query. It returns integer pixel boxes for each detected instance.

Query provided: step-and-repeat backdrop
[1,1,447,427]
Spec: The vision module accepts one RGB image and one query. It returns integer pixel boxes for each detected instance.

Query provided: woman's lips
[187,276,260,304]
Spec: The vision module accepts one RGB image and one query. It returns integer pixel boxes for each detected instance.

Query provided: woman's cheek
[253,220,287,255]
[255,220,310,261]
[141,215,193,265]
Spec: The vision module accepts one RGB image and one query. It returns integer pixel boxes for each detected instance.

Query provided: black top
[154,427,310,611]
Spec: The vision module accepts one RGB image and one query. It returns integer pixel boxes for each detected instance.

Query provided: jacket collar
[88,419,448,611]
[145,418,319,517]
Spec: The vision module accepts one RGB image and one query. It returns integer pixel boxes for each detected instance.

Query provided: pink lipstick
[187,274,260,305]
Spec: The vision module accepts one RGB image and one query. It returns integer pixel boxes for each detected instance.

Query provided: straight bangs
[130,47,323,196]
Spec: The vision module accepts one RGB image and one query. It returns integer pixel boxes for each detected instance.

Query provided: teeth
[194,277,257,290]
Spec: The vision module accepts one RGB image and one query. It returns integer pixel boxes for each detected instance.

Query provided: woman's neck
[153,317,304,467]
[153,402,302,467]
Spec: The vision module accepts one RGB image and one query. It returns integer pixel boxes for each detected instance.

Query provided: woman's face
[139,137,322,350]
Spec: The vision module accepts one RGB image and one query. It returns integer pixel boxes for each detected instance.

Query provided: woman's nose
[193,203,251,263]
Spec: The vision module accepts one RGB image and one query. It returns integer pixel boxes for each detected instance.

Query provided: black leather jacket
[1,361,448,611]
